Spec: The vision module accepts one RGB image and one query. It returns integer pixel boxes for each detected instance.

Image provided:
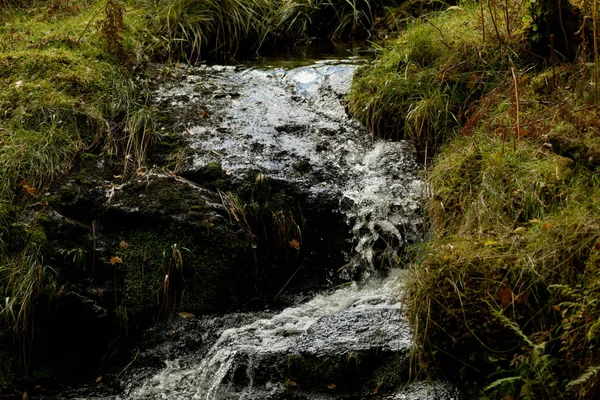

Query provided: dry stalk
[511,67,520,151]
[595,0,599,104]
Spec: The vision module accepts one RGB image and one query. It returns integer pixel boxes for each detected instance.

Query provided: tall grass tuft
[139,0,408,61]
[0,244,61,367]
[140,0,273,61]
[348,4,517,159]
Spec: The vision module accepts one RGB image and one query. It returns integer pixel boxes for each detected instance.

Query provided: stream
[39,55,457,399]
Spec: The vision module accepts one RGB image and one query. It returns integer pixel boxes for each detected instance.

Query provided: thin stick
[480,0,486,44]
[511,66,521,152]
[77,3,104,44]
[275,263,304,299]
[550,34,557,87]
[487,0,503,45]
[558,0,571,59]
[117,349,140,377]
[595,0,599,104]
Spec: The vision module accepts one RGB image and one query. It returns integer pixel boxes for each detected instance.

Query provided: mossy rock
[285,352,407,395]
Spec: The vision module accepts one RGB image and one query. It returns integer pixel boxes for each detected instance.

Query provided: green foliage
[138,0,406,61]
[407,60,600,398]
[348,4,515,158]
[0,1,158,377]
[219,184,304,277]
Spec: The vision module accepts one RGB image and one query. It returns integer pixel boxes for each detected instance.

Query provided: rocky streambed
[33,57,455,399]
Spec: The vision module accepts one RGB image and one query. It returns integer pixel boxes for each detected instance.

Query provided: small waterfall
[124,272,407,399]
[341,141,424,277]
[46,59,456,399]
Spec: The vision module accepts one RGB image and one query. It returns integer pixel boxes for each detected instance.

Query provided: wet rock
[153,59,423,278]
[118,271,455,400]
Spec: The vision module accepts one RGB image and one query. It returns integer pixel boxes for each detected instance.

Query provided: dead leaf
[178,312,196,319]
[107,185,116,204]
[495,285,513,308]
[136,169,145,177]
[484,240,500,247]
[327,383,337,390]
[21,181,37,196]
[22,392,28,400]
[119,240,129,251]
[109,256,123,265]
[96,376,102,383]
[542,223,553,231]
[289,239,300,250]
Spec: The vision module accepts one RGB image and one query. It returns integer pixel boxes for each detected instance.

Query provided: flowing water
[43,57,456,399]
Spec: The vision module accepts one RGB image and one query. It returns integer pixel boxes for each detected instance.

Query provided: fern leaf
[566,365,600,390]
[484,376,521,391]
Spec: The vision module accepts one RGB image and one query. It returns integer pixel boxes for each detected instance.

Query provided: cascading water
[43,57,456,399]
[152,59,425,278]
[121,271,454,399]
[113,59,453,399]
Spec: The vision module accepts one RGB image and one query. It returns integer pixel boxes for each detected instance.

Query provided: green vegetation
[348,0,600,398]
[348,4,518,159]
[0,0,413,388]
[0,0,151,373]
[140,0,419,61]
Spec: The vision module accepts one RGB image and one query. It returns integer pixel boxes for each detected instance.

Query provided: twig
[274,263,304,299]
[511,66,521,152]
[425,18,451,50]
[480,0,485,44]
[117,349,140,378]
[550,34,557,87]
[558,0,571,59]
[487,0,503,46]
[77,3,104,44]
[595,0,599,104]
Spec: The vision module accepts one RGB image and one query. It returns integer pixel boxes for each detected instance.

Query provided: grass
[138,0,412,62]
[347,3,522,160]
[0,0,153,373]
[349,1,600,397]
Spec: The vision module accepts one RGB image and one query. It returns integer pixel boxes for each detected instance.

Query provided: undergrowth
[379,1,600,398]
[138,0,437,61]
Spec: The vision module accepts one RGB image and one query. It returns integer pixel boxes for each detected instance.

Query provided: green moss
[286,352,406,394]
[365,357,403,392]
[115,220,248,316]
